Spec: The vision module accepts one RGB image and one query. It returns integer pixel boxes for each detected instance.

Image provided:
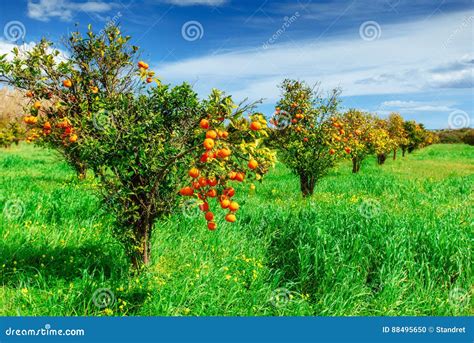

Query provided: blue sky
[0,0,473,129]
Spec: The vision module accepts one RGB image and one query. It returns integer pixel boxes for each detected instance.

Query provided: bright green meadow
[0,143,472,316]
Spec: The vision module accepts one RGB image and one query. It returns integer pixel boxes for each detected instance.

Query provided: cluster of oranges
[330,119,352,154]
[179,117,263,230]
[137,61,155,84]
[56,119,78,143]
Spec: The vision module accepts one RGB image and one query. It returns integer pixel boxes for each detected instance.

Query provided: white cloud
[27,0,115,22]
[158,10,474,103]
[379,100,456,112]
[162,0,227,6]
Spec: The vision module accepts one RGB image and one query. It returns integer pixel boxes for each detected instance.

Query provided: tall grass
[0,143,472,316]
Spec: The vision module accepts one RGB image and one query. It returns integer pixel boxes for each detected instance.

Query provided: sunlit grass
[0,143,472,316]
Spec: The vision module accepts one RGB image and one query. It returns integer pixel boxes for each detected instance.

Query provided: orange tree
[371,118,397,165]
[402,120,426,155]
[0,25,152,178]
[0,25,274,268]
[80,86,274,267]
[269,79,343,197]
[386,112,407,160]
[339,109,376,173]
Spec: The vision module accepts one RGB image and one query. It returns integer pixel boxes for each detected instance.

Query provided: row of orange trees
[0,25,435,268]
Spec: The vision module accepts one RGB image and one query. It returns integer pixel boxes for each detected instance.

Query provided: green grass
[0,143,472,316]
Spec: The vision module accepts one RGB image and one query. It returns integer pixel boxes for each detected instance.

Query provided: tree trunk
[393,149,397,160]
[299,173,315,197]
[402,147,406,157]
[352,157,361,173]
[130,221,152,269]
[377,154,386,165]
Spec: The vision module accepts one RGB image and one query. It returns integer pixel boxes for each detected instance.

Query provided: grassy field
[0,143,472,316]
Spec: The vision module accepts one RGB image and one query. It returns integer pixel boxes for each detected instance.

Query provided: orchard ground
[0,143,472,316]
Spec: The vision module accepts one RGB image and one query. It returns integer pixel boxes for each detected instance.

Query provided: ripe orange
[291,119,297,124]
[200,119,210,129]
[200,153,209,163]
[303,137,309,142]
[339,129,345,135]
[228,171,237,180]
[33,101,41,110]
[249,121,262,131]
[179,186,194,196]
[223,187,235,197]
[225,213,236,223]
[192,181,201,189]
[63,79,72,88]
[229,201,239,212]
[344,147,351,154]
[235,172,245,182]
[207,177,218,187]
[329,149,335,155]
[198,177,208,187]
[217,148,231,158]
[138,61,149,69]
[355,129,362,135]
[203,138,215,150]
[207,222,217,231]
[146,77,153,84]
[206,189,217,198]
[43,122,51,130]
[219,131,229,139]
[199,202,209,212]
[248,160,258,170]
[189,167,200,178]
[205,212,214,221]
[295,113,303,119]
[69,134,78,143]
[91,86,99,94]
[220,198,230,209]
[206,130,217,139]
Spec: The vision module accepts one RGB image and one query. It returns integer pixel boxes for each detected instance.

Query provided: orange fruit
[198,177,208,187]
[205,212,214,221]
[179,186,194,196]
[199,202,209,212]
[223,187,235,197]
[91,86,99,93]
[138,61,149,69]
[206,189,217,198]
[26,90,34,98]
[248,160,258,170]
[192,181,201,189]
[63,79,72,88]
[203,138,214,150]
[225,213,236,223]
[207,177,218,187]
[249,121,262,131]
[229,201,239,212]
[339,129,345,135]
[235,172,245,182]
[189,167,199,178]
[207,222,217,230]
[206,130,217,139]
[228,171,237,180]
[220,198,230,209]
[43,122,51,130]
[295,113,304,119]
[146,77,153,84]
[217,148,231,158]
[200,153,209,163]
[69,134,78,143]
[219,131,229,139]
[329,149,335,155]
[33,101,41,110]
[303,137,308,142]
[199,119,210,129]
[344,147,351,154]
